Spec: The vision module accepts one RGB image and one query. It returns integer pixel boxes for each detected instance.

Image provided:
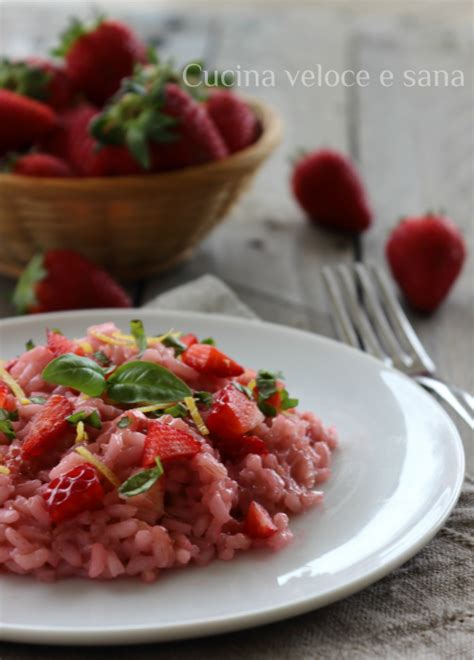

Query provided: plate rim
[0,309,466,645]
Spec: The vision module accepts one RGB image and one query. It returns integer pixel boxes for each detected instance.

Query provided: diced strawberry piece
[217,434,268,462]
[142,421,201,467]
[254,387,282,411]
[206,385,264,440]
[0,381,16,412]
[244,501,278,539]
[181,344,244,377]
[21,394,73,459]
[180,333,198,349]
[47,330,84,357]
[43,463,104,524]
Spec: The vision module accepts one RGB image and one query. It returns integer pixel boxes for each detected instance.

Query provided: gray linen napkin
[143,275,474,660]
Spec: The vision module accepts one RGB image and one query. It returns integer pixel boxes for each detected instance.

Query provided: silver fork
[322,262,474,429]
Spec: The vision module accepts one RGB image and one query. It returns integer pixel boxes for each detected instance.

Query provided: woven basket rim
[0,97,282,189]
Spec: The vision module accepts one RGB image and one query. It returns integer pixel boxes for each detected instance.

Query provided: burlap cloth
[1,275,472,660]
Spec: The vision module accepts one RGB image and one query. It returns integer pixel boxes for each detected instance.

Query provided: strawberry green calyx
[52,16,104,57]
[12,254,46,314]
[90,69,177,169]
[0,59,51,101]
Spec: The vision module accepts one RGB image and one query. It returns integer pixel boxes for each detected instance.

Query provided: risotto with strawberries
[0,321,337,582]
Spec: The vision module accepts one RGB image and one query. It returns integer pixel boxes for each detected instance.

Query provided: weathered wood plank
[143,7,354,333]
[354,19,473,464]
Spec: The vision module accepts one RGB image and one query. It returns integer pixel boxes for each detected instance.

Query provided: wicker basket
[0,99,282,281]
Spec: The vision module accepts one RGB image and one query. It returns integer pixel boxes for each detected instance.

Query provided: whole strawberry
[8,152,72,177]
[91,76,228,170]
[0,58,75,110]
[45,103,145,176]
[386,213,466,312]
[26,58,76,110]
[0,89,57,155]
[207,90,259,153]
[13,250,132,314]
[292,149,372,233]
[54,17,147,106]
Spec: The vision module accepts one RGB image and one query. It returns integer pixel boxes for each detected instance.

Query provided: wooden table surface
[0,2,472,657]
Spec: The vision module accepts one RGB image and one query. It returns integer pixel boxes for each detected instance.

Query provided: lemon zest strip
[133,402,175,413]
[75,421,88,444]
[75,446,120,488]
[0,364,30,404]
[184,397,209,436]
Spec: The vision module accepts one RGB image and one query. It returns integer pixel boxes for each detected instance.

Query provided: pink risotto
[0,321,337,582]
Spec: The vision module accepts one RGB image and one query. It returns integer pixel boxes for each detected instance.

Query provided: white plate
[0,310,464,645]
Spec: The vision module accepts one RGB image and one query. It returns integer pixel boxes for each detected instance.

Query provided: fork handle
[415,375,474,430]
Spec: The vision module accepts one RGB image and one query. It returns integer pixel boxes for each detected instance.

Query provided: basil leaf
[258,400,278,418]
[119,457,164,497]
[195,391,213,408]
[106,361,192,404]
[93,350,111,367]
[130,319,147,353]
[67,410,102,429]
[256,370,282,400]
[162,403,188,419]
[0,419,15,440]
[233,382,253,399]
[0,409,18,422]
[201,337,215,345]
[161,335,187,356]
[42,354,106,397]
[280,389,299,411]
[25,339,35,351]
[30,396,47,405]
[117,416,131,429]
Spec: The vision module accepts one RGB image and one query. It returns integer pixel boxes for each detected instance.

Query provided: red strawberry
[292,149,372,233]
[9,153,72,177]
[46,330,84,357]
[180,333,199,349]
[55,18,147,106]
[52,103,145,176]
[181,343,244,378]
[43,463,104,524]
[244,501,278,539]
[13,250,132,314]
[156,83,228,167]
[206,385,264,440]
[207,90,259,153]
[91,79,228,170]
[0,381,16,413]
[0,89,57,154]
[25,58,76,110]
[386,213,466,312]
[0,58,75,111]
[21,394,74,459]
[216,434,268,462]
[142,422,201,467]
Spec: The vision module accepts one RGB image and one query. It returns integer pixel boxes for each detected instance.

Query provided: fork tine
[335,265,388,363]
[354,263,411,369]
[370,265,435,373]
[321,267,359,348]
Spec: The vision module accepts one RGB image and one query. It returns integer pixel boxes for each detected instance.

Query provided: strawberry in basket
[43,103,147,176]
[53,17,147,106]
[90,62,230,170]
[0,58,76,111]
[3,152,72,177]
[0,89,57,155]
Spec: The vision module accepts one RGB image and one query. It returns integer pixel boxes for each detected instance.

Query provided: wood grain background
[0,2,472,655]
